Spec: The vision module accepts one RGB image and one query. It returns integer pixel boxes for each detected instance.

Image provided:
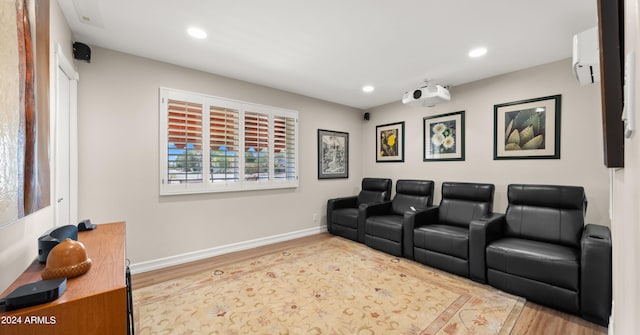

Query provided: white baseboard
[129,226,328,274]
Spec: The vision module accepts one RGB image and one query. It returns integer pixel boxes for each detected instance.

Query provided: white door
[54,47,78,227]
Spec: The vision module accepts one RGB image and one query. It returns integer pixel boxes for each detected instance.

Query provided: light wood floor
[133,233,607,335]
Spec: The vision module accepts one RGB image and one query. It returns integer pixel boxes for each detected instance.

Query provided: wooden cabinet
[0,222,127,335]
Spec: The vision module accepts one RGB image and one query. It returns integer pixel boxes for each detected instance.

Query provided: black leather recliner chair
[327,178,392,243]
[364,179,434,257]
[475,184,612,326]
[408,182,495,279]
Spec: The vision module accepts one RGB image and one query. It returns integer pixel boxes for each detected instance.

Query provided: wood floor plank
[132,233,608,334]
[511,302,607,335]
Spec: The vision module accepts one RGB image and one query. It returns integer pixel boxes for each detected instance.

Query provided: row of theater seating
[326,178,612,326]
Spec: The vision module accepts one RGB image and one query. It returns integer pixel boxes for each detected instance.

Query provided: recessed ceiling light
[187,27,207,39]
[362,85,375,93]
[468,47,487,58]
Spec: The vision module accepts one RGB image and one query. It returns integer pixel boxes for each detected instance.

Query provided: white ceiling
[57,0,597,110]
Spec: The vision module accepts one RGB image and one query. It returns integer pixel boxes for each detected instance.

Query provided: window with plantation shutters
[244,112,269,181]
[209,106,239,183]
[274,115,296,180]
[167,99,203,184]
[160,87,298,195]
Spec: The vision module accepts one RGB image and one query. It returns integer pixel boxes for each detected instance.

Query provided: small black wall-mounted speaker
[364,112,370,121]
[72,42,91,63]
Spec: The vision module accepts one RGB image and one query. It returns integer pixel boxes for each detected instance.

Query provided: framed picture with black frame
[317,129,348,179]
[376,121,405,162]
[493,94,561,160]
[423,111,465,161]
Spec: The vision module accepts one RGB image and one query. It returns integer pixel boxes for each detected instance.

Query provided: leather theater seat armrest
[361,201,393,248]
[402,205,437,258]
[328,196,358,209]
[581,223,611,242]
[468,213,506,283]
[412,206,439,229]
[580,224,612,326]
[470,213,505,239]
[363,201,393,217]
[327,196,357,234]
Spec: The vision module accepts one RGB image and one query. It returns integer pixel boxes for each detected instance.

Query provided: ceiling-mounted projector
[402,85,450,107]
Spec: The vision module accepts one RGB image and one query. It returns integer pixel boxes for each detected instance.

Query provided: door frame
[54,44,79,227]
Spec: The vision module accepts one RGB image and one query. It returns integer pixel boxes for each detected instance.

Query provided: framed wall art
[423,111,465,161]
[0,0,50,227]
[494,95,561,160]
[376,121,405,162]
[317,129,348,179]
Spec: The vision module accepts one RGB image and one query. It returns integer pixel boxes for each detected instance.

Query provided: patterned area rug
[133,236,524,334]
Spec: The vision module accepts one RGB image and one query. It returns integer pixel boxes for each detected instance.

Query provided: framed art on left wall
[318,129,348,179]
[0,0,50,227]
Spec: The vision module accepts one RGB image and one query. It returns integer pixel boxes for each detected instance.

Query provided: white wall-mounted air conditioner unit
[573,26,600,85]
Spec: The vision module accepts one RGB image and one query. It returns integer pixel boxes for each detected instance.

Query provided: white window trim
[159,87,299,195]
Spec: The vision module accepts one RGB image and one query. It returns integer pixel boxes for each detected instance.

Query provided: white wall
[362,59,610,227]
[75,47,365,265]
[0,0,73,293]
[76,50,613,269]
[611,0,640,333]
